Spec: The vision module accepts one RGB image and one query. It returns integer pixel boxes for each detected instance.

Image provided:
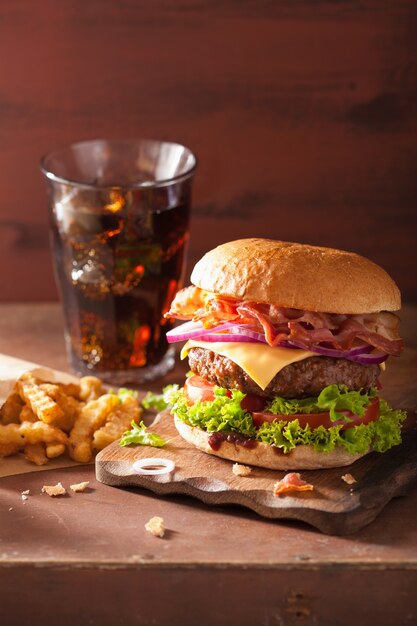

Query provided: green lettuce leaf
[119,420,167,447]
[170,384,406,456]
[171,386,257,439]
[266,395,320,416]
[267,384,376,422]
[117,387,139,401]
[316,384,376,421]
[141,384,180,411]
[108,387,139,403]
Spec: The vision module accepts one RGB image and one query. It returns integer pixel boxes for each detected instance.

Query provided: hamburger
[165,239,405,469]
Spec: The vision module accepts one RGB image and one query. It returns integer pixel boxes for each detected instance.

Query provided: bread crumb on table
[341,473,357,485]
[41,482,67,497]
[232,463,252,477]
[70,481,90,493]
[145,516,165,538]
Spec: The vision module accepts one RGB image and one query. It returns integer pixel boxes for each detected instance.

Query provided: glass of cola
[41,139,197,384]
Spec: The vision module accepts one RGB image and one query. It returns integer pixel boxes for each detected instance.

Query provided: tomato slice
[184,375,217,404]
[252,397,380,431]
[184,375,267,411]
[240,394,268,413]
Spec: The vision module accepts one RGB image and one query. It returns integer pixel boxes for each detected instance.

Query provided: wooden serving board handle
[95,411,417,535]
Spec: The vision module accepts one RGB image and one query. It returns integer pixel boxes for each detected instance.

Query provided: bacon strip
[166,286,208,320]
[166,288,403,356]
[237,302,288,346]
[273,472,314,496]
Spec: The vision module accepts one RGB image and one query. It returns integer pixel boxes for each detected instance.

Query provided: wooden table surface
[1,303,416,626]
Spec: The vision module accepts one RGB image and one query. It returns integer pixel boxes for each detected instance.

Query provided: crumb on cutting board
[341,473,357,485]
[145,516,165,538]
[232,463,252,477]
[70,481,90,493]
[41,482,66,497]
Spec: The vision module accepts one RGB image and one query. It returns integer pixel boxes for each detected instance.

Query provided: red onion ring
[227,325,267,343]
[167,321,267,344]
[183,333,262,343]
[167,320,233,343]
[283,340,387,363]
[345,352,388,365]
[166,321,388,364]
[283,340,372,358]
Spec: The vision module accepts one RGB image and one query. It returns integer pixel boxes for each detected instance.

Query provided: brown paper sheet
[0,354,92,478]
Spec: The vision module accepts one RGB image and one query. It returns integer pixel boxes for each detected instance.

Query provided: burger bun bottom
[174,415,368,470]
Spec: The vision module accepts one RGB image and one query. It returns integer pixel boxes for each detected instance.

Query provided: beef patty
[187,347,380,398]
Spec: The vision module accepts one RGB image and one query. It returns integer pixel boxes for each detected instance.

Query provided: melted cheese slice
[181,340,316,391]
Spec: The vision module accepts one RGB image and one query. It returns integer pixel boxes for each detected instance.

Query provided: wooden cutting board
[96,410,417,535]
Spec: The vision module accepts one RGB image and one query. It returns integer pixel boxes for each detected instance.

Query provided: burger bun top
[190,238,401,314]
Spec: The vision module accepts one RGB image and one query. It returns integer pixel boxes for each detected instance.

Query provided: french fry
[0,420,69,461]
[54,394,79,432]
[38,383,61,398]
[93,395,141,450]
[46,443,66,459]
[0,391,24,424]
[58,383,81,398]
[0,441,22,457]
[1,421,67,451]
[38,384,79,432]
[69,394,120,463]
[0,423,25,449]
[79,376,103,402]
[19,421,68,446]
[17,373,64,424]
[24,442,48,466]
[1,370,143,467]
[19,405,37,423]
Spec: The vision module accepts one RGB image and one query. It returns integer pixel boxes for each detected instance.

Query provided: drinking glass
[41,139,197,384]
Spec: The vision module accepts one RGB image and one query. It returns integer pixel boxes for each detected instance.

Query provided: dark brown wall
[0,1,416,301]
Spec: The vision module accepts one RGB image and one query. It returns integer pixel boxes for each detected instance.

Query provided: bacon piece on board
[273,472,314,496]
